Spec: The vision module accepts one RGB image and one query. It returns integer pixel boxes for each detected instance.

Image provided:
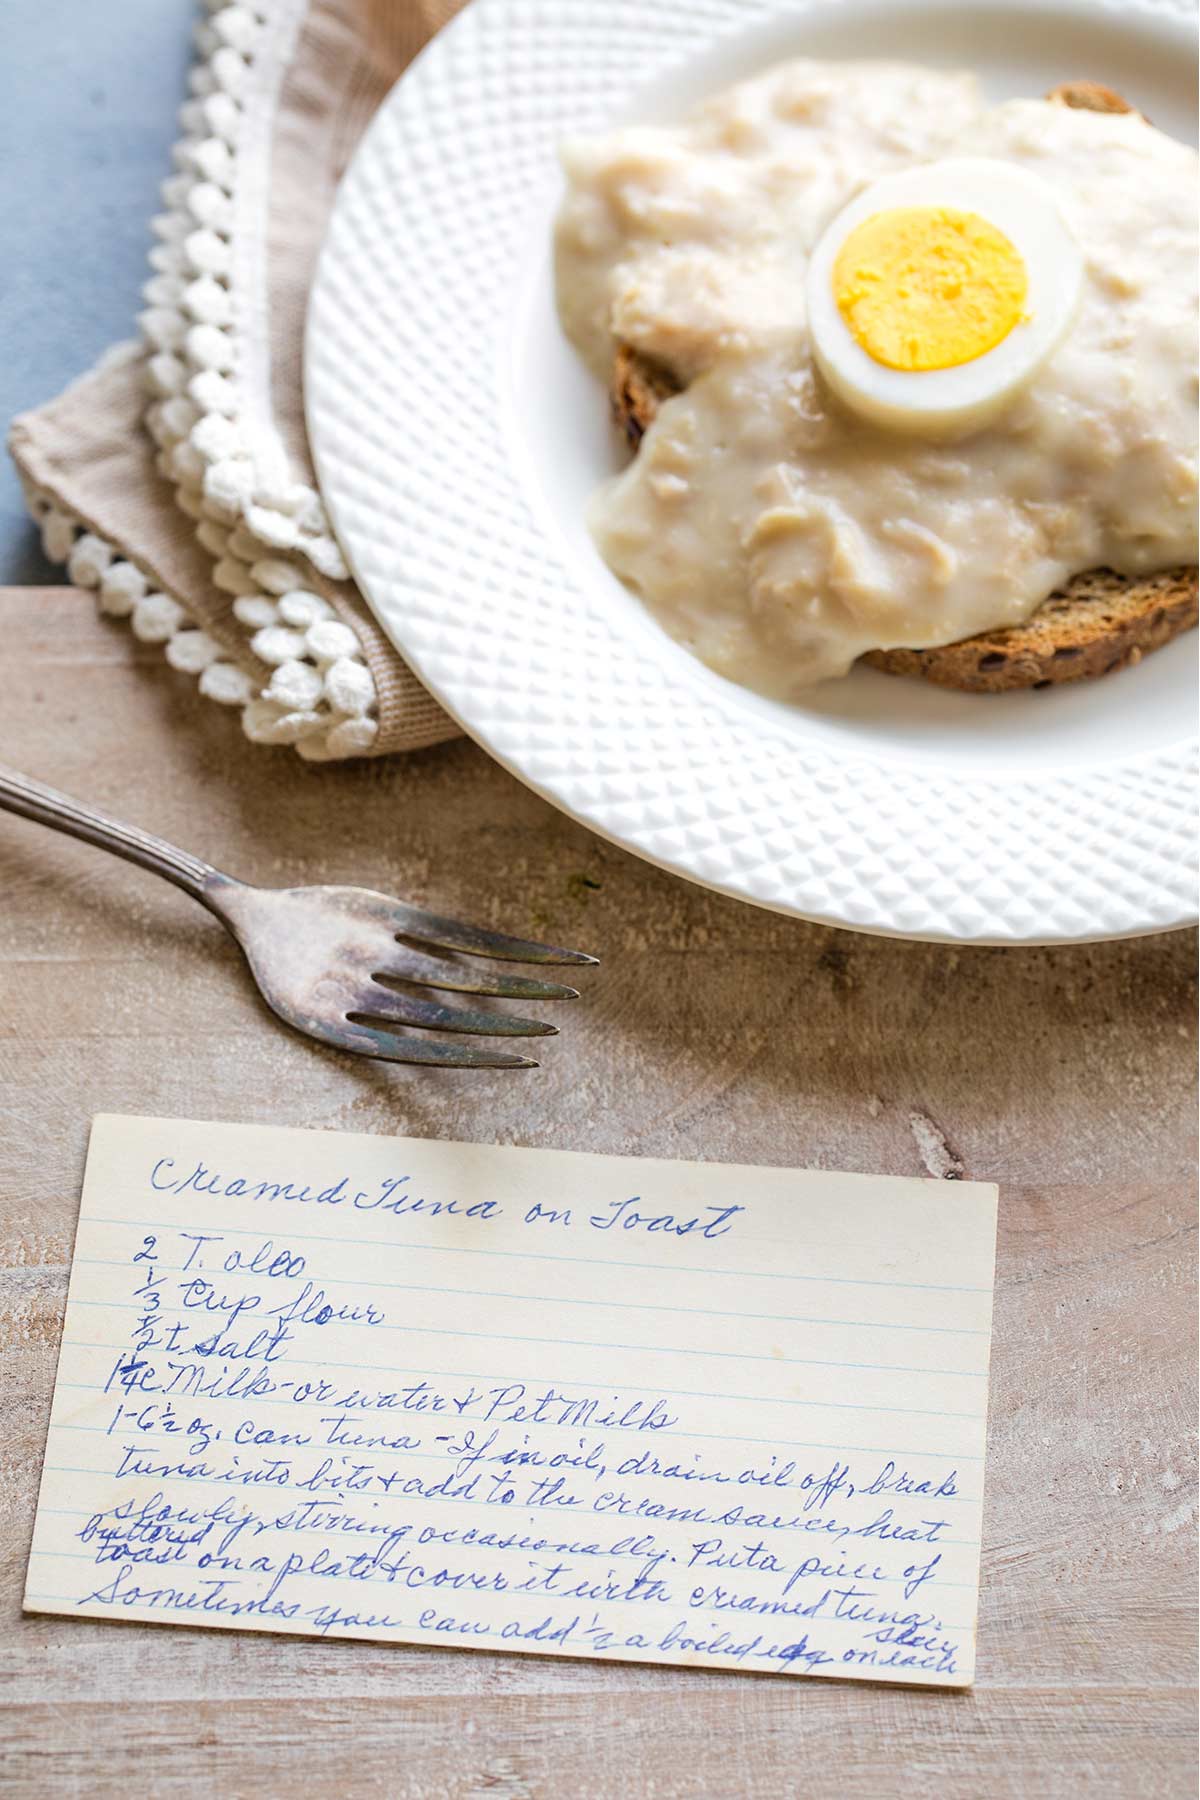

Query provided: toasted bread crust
[863,567,1198,690]
[606,81,1196,691]
[1046,79,1138,116]
[611,345,680,448]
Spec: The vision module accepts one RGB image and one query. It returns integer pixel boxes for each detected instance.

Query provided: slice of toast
[607,82,1198,691]
[861,566,1197,690]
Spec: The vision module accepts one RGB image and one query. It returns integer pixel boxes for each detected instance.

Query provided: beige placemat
[10,0,468,761]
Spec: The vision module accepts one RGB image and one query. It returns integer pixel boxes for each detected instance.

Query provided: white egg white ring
[805,156,1084,436]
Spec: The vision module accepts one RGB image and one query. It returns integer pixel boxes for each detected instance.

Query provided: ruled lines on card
[25,1116,998,1687]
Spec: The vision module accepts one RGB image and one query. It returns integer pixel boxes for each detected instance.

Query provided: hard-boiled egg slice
[806,157,1083,436]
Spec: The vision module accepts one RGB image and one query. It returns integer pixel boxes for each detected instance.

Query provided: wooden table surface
[1,587,1196,1798]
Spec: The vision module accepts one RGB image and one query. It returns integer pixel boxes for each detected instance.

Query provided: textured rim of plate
[306,0,1199,945]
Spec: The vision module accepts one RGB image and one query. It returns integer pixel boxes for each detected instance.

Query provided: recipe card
[26,1115,998,1687]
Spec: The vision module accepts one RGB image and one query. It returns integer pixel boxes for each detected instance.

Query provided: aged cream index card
[26,1115,998,1685]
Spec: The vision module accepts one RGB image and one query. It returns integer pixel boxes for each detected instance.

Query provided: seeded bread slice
[607,81,1198,691]
[861,566,1198,690]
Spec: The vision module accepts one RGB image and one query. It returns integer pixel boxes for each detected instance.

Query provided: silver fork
[0,765,595,1070]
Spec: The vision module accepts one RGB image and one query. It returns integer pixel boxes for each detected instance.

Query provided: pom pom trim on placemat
[18,0,386,762]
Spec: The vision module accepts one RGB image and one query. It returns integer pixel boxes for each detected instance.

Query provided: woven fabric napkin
[9,0,467,761]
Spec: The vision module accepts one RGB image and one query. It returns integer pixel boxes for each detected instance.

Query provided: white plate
[306,0,1198,944]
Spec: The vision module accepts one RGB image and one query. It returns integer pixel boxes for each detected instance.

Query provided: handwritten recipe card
[26,1116,998,1686]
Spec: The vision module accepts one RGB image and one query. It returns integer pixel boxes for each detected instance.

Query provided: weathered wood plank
[2,1690,1196,1800]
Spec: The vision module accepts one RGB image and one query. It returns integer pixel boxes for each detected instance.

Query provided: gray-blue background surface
[0,0,194,580]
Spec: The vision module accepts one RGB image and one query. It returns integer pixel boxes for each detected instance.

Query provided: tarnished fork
[0,765,595,1069]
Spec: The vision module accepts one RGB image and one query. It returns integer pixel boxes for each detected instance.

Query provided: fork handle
[0,763,217,901]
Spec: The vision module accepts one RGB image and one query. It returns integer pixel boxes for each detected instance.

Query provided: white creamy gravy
[554,62,1198,694]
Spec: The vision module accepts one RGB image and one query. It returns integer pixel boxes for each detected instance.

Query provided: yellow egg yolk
[832,206,1028,372]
